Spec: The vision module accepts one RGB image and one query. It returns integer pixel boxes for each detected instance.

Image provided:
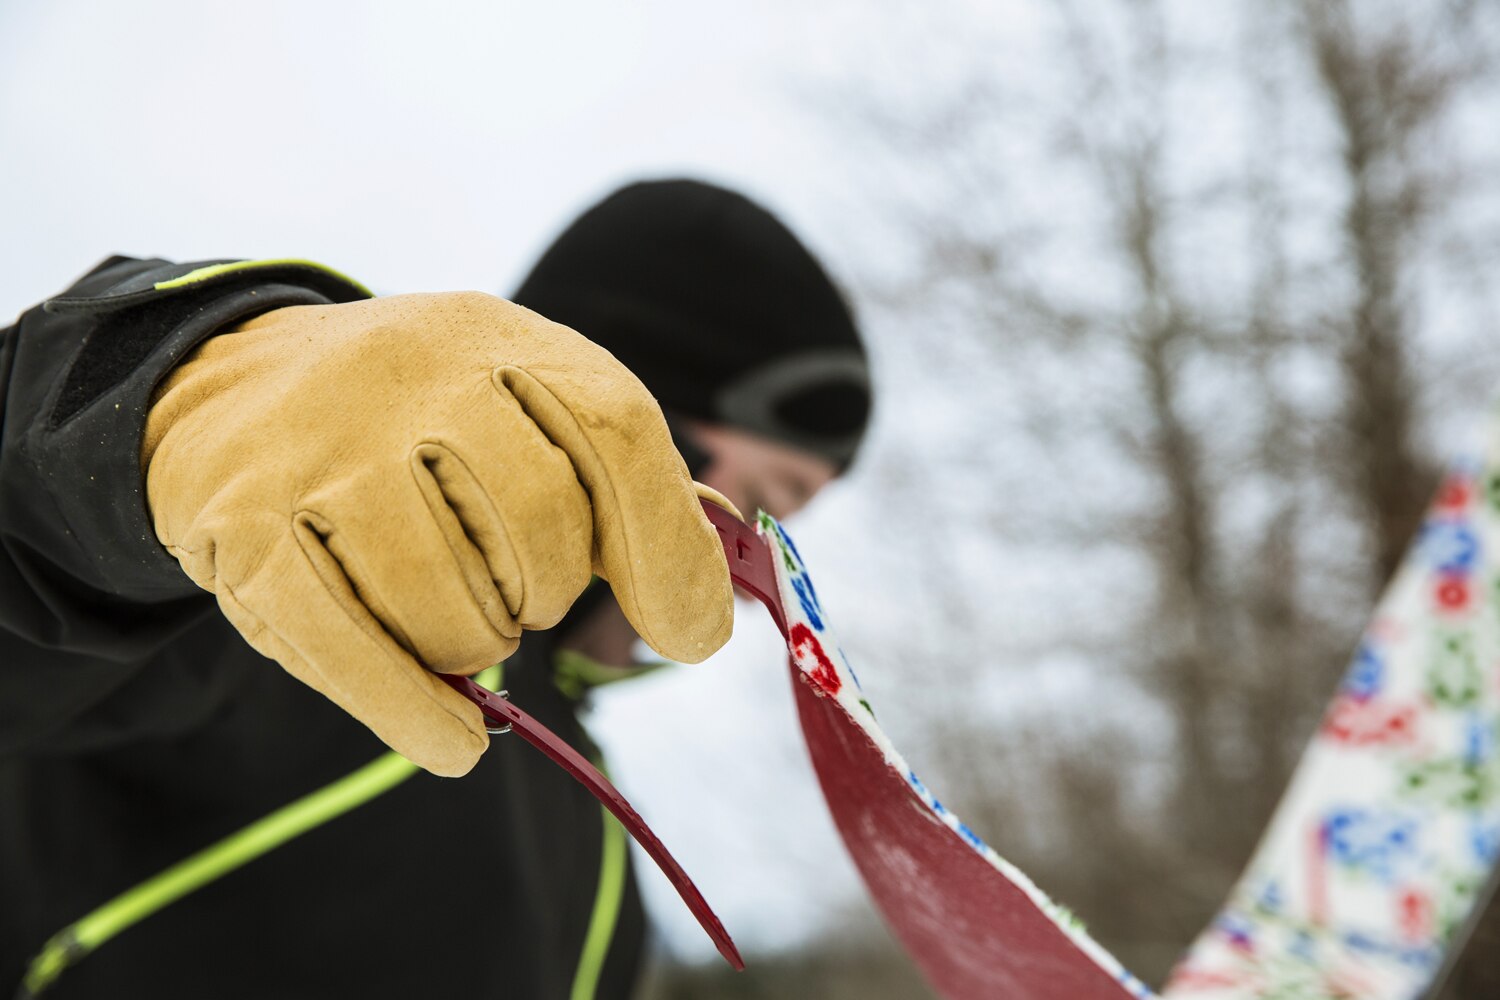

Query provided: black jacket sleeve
[0,257,370,754]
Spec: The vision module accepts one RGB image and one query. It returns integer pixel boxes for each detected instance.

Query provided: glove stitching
[290,508,421,659]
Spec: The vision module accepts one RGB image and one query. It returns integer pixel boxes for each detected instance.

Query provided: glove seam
[290,507,424,663]
[24,280,364,597]
[491,364,655,648]
[288,505,510,700]
[409,439,526,633]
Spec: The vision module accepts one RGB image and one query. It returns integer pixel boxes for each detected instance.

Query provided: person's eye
[782,476,814,506]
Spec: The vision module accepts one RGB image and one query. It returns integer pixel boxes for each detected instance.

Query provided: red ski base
[790,673,1138,1000]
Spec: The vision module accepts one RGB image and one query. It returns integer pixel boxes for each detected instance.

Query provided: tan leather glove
[142,292,733,776]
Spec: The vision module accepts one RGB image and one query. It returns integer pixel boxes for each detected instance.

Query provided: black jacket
[0,259,644,998]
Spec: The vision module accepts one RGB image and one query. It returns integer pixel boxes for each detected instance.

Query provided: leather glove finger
[214,532,490,777]
[302,387,595,673]
[497,359,733,663]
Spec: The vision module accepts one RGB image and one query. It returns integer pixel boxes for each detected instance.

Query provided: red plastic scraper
[441,499,787,973]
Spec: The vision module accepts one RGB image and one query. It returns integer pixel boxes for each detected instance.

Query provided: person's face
[685,420,838,521]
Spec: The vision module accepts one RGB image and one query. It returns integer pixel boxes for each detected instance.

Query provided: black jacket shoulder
[0,257,369,754]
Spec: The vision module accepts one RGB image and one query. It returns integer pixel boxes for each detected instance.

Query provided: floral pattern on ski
[1163,436,1500,998]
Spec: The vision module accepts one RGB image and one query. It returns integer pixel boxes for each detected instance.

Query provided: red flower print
[1436,573,1470,611]
[1321,696,1417,746]
[1435,476,1471,512]
[1397,887,1433,942]
[789,623,842,697]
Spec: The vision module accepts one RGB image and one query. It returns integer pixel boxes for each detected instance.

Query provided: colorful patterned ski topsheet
[759,417,1500,1000]
[1161,446,1500,998]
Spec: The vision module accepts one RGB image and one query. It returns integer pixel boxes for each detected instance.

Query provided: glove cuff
[11,259,370,599]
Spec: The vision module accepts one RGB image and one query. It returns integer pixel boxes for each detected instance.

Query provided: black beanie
[513,179,870,468]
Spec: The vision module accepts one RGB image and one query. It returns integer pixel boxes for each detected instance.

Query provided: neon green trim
[570,781,629,1000]
[152,258,373,297]
[554,650,638,998]
[474,661,505,691]
[553,648,669,701]
[21,751,418,996]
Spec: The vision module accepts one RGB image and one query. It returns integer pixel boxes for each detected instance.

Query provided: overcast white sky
[0,1,874,311]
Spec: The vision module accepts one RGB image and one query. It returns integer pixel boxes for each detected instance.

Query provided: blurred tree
[773,0,1500,994]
